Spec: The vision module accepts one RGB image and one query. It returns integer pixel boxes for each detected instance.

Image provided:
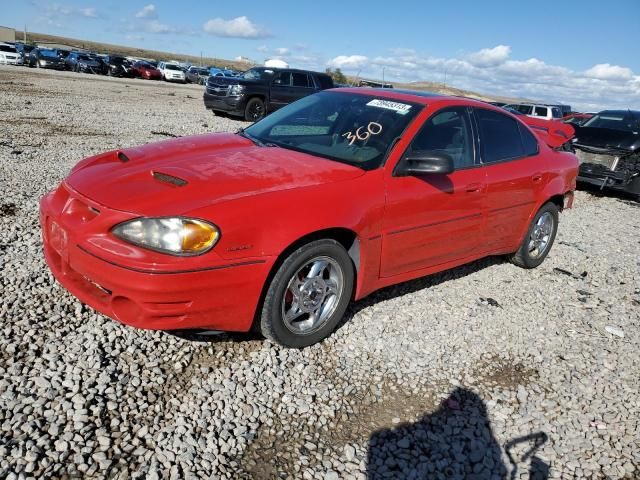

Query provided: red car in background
[131,61,162,80]
[40,89,578,347]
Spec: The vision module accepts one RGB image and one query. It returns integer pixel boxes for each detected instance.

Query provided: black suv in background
[203,67,334,121]
[103,55,132,77]
[65,52,105,74]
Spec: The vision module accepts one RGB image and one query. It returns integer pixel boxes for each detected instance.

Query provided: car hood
[66,133,365,216]
[573,126,640,152]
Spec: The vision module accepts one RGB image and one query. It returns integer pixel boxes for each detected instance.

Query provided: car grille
[206,85,229,96]
[574,149,618,171]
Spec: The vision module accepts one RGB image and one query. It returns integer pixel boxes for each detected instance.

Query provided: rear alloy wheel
[508,202,559,268]
[244,98,265,122]
[260,239,354,348]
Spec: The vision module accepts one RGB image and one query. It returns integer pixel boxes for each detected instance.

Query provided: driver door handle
[465,183,483,193]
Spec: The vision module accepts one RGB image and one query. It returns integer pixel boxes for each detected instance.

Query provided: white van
[504,104,563,121]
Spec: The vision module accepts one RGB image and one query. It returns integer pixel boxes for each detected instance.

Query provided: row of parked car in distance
[1,41,240,85]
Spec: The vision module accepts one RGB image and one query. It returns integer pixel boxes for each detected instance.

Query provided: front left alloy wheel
[260,239,354,348]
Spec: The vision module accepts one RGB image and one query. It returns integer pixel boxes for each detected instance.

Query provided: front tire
[260,239,354,348]
[508,202,559,268]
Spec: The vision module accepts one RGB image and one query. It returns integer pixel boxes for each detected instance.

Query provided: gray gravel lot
[1,65,639,479]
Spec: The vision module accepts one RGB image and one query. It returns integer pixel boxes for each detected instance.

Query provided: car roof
[598,109,640,116]
[329,87,499,109]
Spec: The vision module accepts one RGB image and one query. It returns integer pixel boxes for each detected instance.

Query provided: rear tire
[508,202,559,268]
[244,97,265,122]
[260,239,354,348]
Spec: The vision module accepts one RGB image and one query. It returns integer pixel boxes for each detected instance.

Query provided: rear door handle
[532,173,543,183]
[465,183,483,193]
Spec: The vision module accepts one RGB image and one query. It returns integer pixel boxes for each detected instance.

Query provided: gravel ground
[1,65,639,480]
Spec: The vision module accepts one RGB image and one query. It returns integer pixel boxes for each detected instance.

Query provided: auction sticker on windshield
[366,99,412,115]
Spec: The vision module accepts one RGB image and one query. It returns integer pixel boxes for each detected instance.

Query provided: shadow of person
[367,388,549,480]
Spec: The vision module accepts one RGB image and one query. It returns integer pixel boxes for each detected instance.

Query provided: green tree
[325,68,347,85]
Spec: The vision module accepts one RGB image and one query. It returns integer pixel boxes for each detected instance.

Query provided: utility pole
[24,25,27,43]
[382,67,385,83]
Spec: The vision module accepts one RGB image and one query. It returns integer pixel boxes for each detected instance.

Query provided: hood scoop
[152,171,188,187]
[117,151,130,163]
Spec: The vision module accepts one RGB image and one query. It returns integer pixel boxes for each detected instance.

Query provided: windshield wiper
[236,128,278,148]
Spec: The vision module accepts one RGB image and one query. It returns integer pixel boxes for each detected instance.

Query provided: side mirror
[396,151,455,176]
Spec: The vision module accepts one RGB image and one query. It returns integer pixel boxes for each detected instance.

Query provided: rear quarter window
[518,123,539,156]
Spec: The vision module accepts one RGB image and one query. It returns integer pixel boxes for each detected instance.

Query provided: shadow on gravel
[366,388,549,480]
[578,182,639,205]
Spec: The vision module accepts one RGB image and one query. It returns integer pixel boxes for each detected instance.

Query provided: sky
[4,0,640,110]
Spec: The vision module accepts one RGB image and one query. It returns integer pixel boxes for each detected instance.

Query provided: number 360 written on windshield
[342,122,383,146]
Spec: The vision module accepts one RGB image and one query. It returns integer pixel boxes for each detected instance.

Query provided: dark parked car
[573,110,640,198]
[203,67,334,121]
[65,52,104,73]
[27,48,66,69]
[15,43,35,65]
[103,55,133,77]
[186,66,209,84]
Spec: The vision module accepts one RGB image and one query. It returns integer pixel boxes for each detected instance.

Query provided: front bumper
[203,92,244,115]
[578,163,634,193]
[39,62,66,70]
[40,185,273,332]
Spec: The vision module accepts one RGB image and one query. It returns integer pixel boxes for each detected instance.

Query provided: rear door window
[292,72,311,88]
[475,108,525,163]
[533,106,548,117]
[272,71,292,87]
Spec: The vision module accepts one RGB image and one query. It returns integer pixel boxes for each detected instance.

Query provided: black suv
[103,55,133,77]
[203,67,334,121]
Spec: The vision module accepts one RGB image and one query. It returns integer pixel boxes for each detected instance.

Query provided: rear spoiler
[519,117,575,149]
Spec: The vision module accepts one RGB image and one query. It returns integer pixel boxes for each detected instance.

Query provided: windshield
[165,64,180,70]
[241,68,266,81]
[0,45,16,53]
[78,54,91,60]
[583,111,640,132]
[194,68,208,74]
[111,57,126,64]
[245,91,422,170]
[40,49,58,58]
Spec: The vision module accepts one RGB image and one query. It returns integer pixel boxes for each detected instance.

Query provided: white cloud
[45,3,99,19]
[584,63,633,81]
[203,16,268,39]
[146,20,176,34]
[135,4,157,19]
[275,47,289,55]
[256,45,268,53]
[327,55,369,70]
[350,46,640,111]
[467,45,511,67]
[79,7,97,17]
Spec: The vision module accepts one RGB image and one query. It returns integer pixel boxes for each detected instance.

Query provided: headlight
[229,84,244,96]
[112,217,220,256]
[79,62,87,67]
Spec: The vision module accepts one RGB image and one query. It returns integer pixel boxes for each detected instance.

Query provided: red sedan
[130,61,162,80]
[40,89,578,347]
